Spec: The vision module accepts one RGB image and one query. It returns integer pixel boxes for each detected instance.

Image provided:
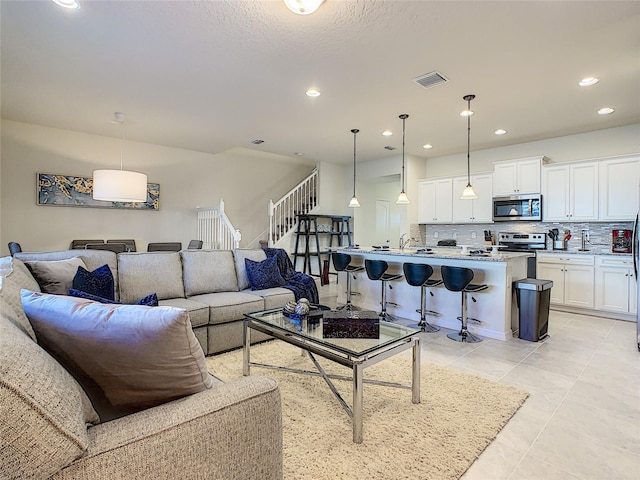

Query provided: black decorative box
[322,310,380,339]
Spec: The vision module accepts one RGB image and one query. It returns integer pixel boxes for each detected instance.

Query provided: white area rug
[207,340,528,480]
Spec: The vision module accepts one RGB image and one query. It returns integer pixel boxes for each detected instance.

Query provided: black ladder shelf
[292,214,352,285]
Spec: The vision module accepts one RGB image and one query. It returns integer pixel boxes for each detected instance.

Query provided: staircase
[268,168,318,247]
[197,198,241,250]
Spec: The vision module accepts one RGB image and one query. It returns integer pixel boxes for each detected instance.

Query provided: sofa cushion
[0,257,39,340]
[24,257,87,295]
[21,290,214,421]
[190,291,264,325]
[118,252,185,303]
[245,287,295,310]
[159,297,210,327]
[72,263,115,300]
[69,288,159,307]
[181,250,239,296]
[245,256,286,290]
[1,263,100,479]
[233,248,267,291]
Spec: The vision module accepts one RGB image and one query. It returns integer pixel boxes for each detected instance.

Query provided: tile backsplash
[410,221,634,252]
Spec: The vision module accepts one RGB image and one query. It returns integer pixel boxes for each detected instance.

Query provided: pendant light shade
[461,94,478,200]
[93,113,148,203]
[396,114,410,204]
[348,128,361,208]
[93,169,148,203]
[283,0,325,15]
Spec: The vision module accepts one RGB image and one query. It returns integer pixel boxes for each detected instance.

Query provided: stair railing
[269,168,318,247]
[197,198,241,250]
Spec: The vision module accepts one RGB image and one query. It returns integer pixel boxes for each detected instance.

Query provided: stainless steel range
[498,232,547,278]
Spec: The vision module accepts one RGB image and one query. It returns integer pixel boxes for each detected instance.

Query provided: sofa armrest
[53,376,282,480]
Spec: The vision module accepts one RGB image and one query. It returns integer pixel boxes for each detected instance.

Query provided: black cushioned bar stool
[332,252,364,310]
[441,265,488,343]
[365,259,403,322]
[403,263,443,332]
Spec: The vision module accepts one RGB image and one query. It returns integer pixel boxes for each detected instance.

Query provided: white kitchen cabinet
[542,161,598,222]
[451,173,493,223]
[595,256,637,315]
[492,157,545,196]
[418,178,453,224]
[599,155,640,221]
[537,253,594,308]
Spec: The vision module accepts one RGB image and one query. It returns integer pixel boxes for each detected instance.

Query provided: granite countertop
[337,246,532,262]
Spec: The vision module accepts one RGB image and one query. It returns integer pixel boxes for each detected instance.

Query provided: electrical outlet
[433,231,439,238]
[471,231,477,239]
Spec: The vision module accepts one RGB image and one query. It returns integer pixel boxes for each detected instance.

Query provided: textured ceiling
[2,0,639,165]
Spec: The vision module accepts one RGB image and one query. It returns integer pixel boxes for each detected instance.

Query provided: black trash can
[514,278,553,341]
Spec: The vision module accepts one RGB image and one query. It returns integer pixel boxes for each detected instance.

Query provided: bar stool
[332,252,364,310]
[402,263,443,332]
[441,266,488,343]
[365,259,403,322]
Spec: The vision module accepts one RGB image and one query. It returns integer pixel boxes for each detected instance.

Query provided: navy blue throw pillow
[69,289,159,307]
[72,264,115,301]
[245,256,286,290]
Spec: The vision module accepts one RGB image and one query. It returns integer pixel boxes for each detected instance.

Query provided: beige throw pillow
[24,257,86,295]
[21,289,215,421]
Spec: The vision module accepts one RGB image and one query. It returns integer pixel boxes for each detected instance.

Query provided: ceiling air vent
[251,139,264,144]
[413,71,449,89]
[384,146,396,151]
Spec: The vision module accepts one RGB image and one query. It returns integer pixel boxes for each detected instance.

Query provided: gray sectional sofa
[14,248,297,355]
[1,252,283,479]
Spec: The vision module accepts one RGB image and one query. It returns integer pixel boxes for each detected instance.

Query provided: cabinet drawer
[596,256,633,268]
[537,254,594,266]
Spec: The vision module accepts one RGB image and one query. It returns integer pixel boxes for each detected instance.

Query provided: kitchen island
[334,247,531,341]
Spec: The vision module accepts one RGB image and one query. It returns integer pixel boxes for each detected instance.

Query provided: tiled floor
[318,281,640,480]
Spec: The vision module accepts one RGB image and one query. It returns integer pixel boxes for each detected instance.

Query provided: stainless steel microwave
[492,194,542,222]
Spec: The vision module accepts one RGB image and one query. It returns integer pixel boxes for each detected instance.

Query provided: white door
[375,199,390,246]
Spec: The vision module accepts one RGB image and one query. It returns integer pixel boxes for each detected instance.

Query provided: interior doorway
[375,199,390,246]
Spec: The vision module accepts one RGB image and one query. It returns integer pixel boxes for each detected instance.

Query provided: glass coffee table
[243,308,421,443]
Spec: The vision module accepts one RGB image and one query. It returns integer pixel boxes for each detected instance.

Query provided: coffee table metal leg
[412,337,421,404]
[243,320,251,376]
[353,362,364,443]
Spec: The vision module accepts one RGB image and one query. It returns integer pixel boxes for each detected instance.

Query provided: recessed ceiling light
[251,139,264,144]
[51,0,80,9]
[294,152,304,156]
[579,77,599,87]
[283,0,325,15]
[598,107,615,115]
[494,129,507,135]
[422,144,433,149]
[384,146,396,150]
[305,88,320,97]
[382,130,393,136]
[459,109,474,117]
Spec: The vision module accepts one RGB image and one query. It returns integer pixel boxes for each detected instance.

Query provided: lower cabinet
[537,254,595,308]
[595,256,637,315]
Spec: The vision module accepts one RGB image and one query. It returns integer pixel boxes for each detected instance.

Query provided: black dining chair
[8,242,22,256]
[70,239,104,249]
[147,242,182,252]
[187,240,203,249]
[107,239,136,252]
[86,243,127,254]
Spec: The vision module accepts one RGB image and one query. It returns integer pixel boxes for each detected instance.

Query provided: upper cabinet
[452,173,493,223]
[598,155,640,221]
[418,178,453,224]
[542,161,599,222]
[492,156,546,196]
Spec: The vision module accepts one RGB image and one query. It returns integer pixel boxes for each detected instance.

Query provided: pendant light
[93,113,148,203]
[396,114,410,204]
[460,94,478,200]
[283,0,325,15]
[348,128,361,208]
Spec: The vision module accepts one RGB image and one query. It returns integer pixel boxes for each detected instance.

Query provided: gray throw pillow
[24,257,86,295]
[21,289,215,421]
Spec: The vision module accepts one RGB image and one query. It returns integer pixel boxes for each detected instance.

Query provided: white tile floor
[318,280,640,480]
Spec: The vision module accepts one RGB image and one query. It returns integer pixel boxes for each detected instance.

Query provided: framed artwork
[36,173,159,210]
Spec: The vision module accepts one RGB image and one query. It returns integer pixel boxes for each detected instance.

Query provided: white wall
[0,120,316,255]
[424,124,640,178]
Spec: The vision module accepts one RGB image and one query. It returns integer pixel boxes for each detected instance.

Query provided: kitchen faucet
[399,233,416,250]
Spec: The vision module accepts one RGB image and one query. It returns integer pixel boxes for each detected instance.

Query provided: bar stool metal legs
[332,252,363,310]
[365,259,403,322]
[403,262,442,332]
[441,266,488,343]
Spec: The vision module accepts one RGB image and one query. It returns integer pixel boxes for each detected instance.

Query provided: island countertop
[335,246,532,262]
